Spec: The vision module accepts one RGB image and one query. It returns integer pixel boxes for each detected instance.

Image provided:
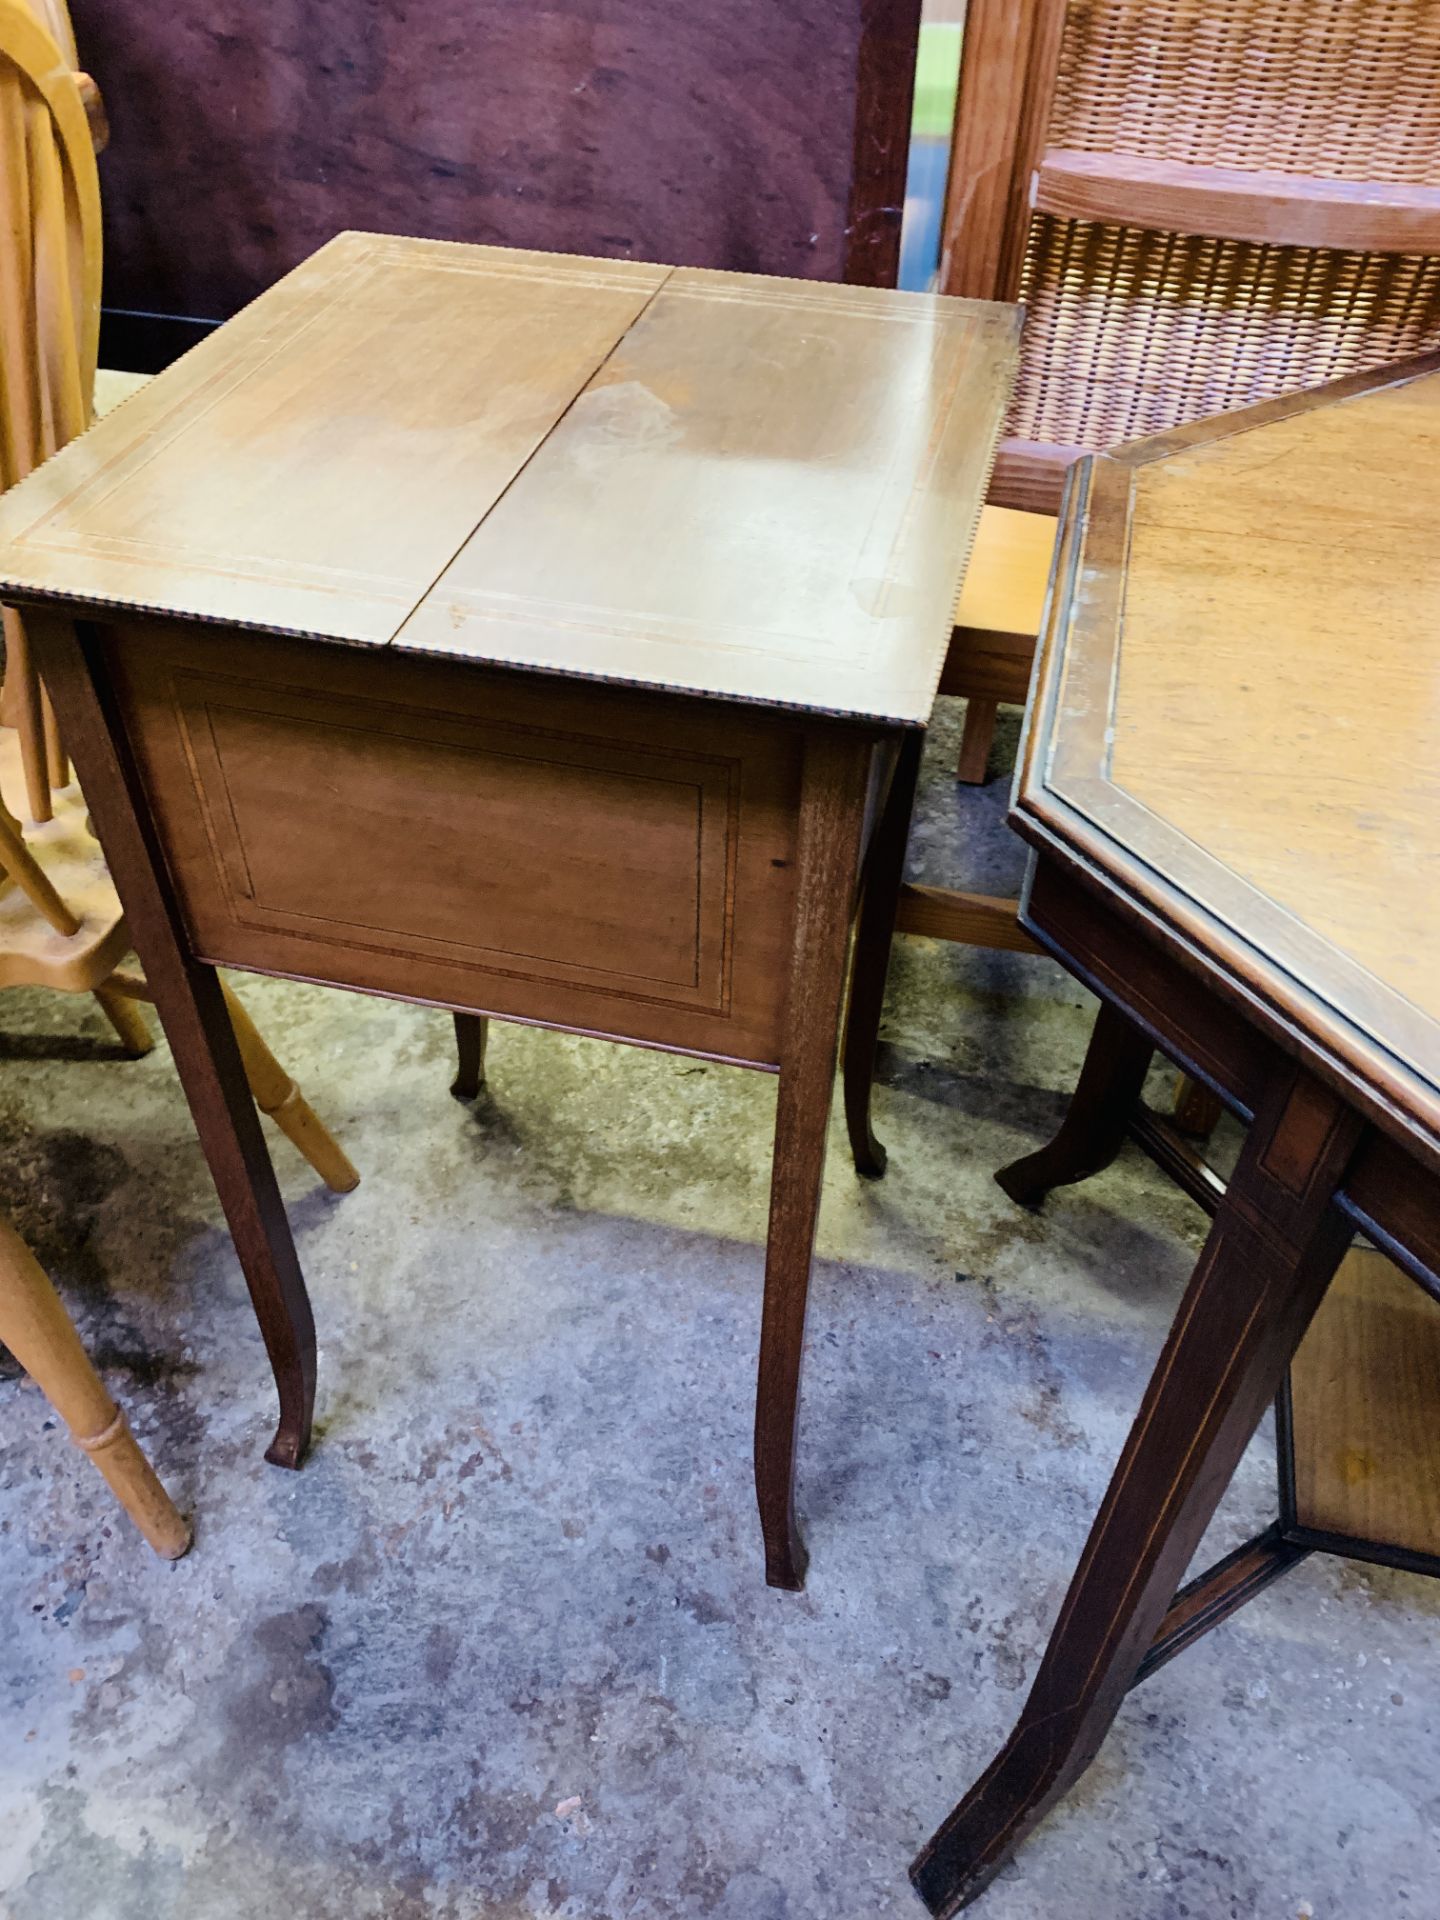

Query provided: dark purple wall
[76,0,920,325]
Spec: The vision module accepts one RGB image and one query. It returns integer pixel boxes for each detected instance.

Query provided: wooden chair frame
[0,0,102,821]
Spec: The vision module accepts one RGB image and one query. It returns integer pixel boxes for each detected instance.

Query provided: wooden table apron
[28,606,917,1593]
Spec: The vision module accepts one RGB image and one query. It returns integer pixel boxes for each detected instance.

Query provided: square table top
[0,232,1020,727]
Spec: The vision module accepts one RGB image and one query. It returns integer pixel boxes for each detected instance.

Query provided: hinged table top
[1015,354,1440,1160]
[0,232,1019,726]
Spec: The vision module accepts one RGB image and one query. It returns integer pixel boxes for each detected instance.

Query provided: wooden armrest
[1034,149,1440,255]
[989,439,1081,516]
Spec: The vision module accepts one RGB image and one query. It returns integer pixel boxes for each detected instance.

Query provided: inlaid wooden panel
[399,272,1021,723]
[74,0,922,322]
[1292,1246,1440,1557]
[104,623,811,1067]
[0,235,668,640]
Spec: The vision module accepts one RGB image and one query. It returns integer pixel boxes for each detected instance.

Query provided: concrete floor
[2,702,1437,1920]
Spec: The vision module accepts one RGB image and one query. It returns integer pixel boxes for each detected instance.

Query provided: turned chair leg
[3,608,58,823]
[843,734,923,1178]
[0,1208,191,1557]
[956,698,999,784]
[913,1070,1362,1914]
[93,983,154,1055]
[996,1000,1154,1207]
[218,983,360,1194]
[451,1011,489,1100]
[105,971,357,1193]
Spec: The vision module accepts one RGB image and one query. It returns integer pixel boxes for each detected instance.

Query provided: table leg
[755,729,875,1590]
[913,1067,1362,1915]
[29,615,318,1469]
[843,732,922,1178]
[996,999,1153,1206]
[451,1012,489,1100]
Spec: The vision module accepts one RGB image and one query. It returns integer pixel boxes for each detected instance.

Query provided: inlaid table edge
[1012,809,1440,1181]
[1106,344,1440,472]
[0,593,946,732]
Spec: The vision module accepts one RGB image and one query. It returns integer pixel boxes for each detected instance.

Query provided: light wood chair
[1,1203,191,1556]
[0,0,357,1192]
[0,0,102,820]
[934,0,1440,800]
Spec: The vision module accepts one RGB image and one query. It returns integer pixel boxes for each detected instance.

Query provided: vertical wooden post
[937,0,1068,303]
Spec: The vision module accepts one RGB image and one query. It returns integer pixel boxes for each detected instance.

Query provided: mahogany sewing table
[0,232,1018,1591]
[914,354,1440,1910]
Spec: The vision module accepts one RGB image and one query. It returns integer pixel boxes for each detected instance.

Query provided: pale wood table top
[1016,354,1440,1166]
[0,232,1019,726]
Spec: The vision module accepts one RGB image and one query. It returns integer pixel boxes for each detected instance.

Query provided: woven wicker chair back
[944,0,1440,509]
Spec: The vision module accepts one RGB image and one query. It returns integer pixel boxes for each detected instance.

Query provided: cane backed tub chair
[936,0,1440,803]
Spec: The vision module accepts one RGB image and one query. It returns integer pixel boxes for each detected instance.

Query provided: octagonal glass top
[1017,355,1440,1151]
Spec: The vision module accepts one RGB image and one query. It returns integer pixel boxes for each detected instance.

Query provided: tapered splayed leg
[31,614,318,1469]
[996,998,1153,1207]
[755,729,875,1589]
[451,1011,489,1100]
[843,733,922,1178]
[913,1070,1360,1914]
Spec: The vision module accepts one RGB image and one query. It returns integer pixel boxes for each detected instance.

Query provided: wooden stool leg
[955,698,998,784]
[755,731,873,1591]
[451,1011,489,1099]
[41,684,68,791]
[912,1071,1361,1915]
[219,983,360,1194]
[1174,1072,1225,1139]
[996,999,1154,1207]
[843,733,922,1177]
[93,983,154,1055]
[0,1210,191,1557]
[3,608,55,822]
[31,613,318,1470]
